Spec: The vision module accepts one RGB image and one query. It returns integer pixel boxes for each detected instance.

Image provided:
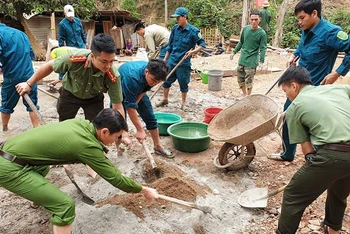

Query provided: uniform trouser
[0,157,75,226]
[57,88,104,122]
[115,94,158,130]
[162,65,191,92]
[280,98,296,161]
[0,78,39,114]
[277,149,350,234]
[159,46,167,60]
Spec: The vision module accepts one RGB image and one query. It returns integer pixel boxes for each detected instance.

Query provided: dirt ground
[0,51,350,234]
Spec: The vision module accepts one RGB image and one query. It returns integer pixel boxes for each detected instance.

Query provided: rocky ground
[0,51,349,234]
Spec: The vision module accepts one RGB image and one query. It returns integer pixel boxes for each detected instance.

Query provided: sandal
[156,99,168,107]
[154,148,174,158]
[321,222,329,234]
[267,153,284,161]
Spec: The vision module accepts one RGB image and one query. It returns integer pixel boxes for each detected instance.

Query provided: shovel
[23,93,95,205]
[150,51,191,100]
[158,194,212,214]
[142,141,161,178]
[238,185,286,208]
[23,93,46,125]
[264,56,300,95]
[64,166,95,205]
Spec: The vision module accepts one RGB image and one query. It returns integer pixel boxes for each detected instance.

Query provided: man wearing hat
[58,5,88,49]
[157,7,206,110]
[260,1,272,35]
[54,5,89,86]
[134,22,170,59]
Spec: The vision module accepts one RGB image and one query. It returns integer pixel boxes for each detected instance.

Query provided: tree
[0,0,114,60]
[272,0,289,47]
[121,0,140,18]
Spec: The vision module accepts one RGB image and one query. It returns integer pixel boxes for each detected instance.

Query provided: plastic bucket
[154,112,182,135]
[167,122,210,153]
[208,70,224,91]
[200,70,209,84]
[204,107,223,124]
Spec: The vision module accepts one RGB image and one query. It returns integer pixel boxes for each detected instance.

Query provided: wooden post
[164,0,168,24]
[50,12,56,40]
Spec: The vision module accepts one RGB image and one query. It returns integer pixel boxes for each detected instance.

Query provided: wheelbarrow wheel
[217,142,256,171]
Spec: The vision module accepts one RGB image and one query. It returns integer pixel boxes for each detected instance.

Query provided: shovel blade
[238,187,268,208]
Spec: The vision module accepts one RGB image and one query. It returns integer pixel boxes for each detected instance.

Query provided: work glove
[258,62,265,70]
[230,52,236,60]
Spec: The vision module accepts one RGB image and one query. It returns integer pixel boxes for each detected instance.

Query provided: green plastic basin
[155,112,182,135]
[167,122,210,153]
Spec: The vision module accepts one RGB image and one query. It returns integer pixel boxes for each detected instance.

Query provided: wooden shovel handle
[158,194,194,207]
[150,51,191,100]
[142,141,157,169]
[158,194,212,213]
[23,93,46,125]
[267,185,287,197]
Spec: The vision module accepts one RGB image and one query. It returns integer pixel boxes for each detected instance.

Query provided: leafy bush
[281,10,301,48]
[121,0,140,18]
[328,9,350,34]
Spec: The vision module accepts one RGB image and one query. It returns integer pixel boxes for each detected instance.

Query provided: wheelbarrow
[208,94,283,170]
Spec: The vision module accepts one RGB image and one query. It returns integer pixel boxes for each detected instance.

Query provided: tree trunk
[241,0,249,29]
[272,0,289,47]
[21,17,47,61]
[164,0,168,24]
[14,3,46,61]
[241,0,254,30]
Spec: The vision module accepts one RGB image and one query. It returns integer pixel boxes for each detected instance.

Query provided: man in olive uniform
[276,66,350,234]
[16,33,124,122]
[0,108,158,234]
[259,1,271,36]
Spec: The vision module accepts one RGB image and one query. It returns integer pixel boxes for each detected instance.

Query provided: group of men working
[0,6,206,234]
[1,1,350,233]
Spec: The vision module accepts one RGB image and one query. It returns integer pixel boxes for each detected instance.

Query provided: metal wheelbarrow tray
[208,94,280,170]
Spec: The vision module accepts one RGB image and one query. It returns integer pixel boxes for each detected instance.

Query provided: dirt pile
[97,160,211,219]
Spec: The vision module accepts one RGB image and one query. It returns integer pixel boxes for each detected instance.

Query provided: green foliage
[121,0,140,18]
[328,9,350,34]
[185,0,241,40]
[0,0,114,20]
[186,0,218,27]
[281,32,300,48]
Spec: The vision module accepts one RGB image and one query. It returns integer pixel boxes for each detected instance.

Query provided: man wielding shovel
[0,108,158,234]
[156,7,206,110]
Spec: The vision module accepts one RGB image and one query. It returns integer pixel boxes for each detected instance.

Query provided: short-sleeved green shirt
[53,48,123,104]
[2,119,142,193]
[286,85,350,146]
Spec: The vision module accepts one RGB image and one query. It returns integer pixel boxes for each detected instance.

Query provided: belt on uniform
[318,143,350,152]
[0,150,29,166]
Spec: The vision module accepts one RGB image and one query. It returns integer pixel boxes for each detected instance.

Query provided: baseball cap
[64,5,74,18]
[171,7,189,18]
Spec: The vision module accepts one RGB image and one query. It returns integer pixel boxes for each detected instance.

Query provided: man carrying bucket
[230,9,267,96]
[276,66,350,234]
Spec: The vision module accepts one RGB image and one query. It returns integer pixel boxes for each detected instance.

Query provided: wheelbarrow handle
[275,112,286,130]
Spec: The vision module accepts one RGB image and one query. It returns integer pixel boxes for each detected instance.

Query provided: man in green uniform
[275,66,350,234]
[16,33,124,122]
[259,1,271,36]
[0,108,158,234]
[230,10,267,96]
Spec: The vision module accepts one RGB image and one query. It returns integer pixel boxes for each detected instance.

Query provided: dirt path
[0,52,349,234]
